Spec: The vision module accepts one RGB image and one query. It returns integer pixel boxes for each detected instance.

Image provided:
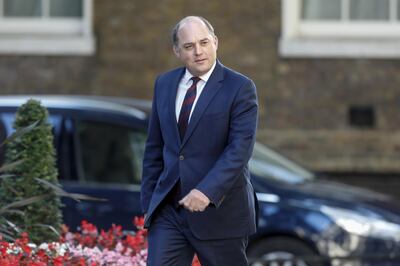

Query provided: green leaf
[0,231,15,241]
[35,178,107,202]
[5,220,20,233]
[33,224,60,237]
[0,194,49,213]
[0,209,25,216]
[0,174,16,180]
[0,222,15,236]
[0,160,25,173]
[0,120,39,148]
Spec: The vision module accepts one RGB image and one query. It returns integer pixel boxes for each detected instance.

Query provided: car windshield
[249,142,314,184]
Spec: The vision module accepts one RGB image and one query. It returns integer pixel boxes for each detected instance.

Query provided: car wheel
[248,237,324,266]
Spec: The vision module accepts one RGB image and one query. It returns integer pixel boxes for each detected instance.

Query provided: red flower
[80,220,98,236]
[192,255,202,266]
[134,216,145,229]
[53,256,64,266]
[36,249,48,263]
[0,215,200,265]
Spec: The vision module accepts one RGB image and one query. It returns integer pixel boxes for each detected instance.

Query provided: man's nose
[194,43,203,55]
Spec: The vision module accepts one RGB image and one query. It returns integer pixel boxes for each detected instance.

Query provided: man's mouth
[195,59,206,63]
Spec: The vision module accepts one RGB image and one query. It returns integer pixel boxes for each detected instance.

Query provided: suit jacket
[140,60,258,240]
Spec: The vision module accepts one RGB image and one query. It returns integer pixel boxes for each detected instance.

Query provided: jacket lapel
[180,62,224,149]
[168,68,185,146]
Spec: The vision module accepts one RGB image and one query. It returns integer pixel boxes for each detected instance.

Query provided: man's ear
[173,45,180,58]
[214,35,218,50]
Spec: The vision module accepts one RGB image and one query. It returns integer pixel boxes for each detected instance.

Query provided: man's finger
[178,195,188,205]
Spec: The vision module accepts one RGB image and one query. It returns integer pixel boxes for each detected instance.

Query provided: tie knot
[191,77,201,85]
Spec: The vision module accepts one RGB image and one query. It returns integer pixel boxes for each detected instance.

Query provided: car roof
[0,95,151,120]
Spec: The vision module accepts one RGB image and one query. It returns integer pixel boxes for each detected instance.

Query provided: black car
[1,95,400,266]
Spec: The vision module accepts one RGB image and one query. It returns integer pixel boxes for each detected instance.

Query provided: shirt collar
[183,61,217,85]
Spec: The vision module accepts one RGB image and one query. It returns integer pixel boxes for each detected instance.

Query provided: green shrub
[0,99,62,243]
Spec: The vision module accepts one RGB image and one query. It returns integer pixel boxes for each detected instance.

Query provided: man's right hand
[179,189,210,212]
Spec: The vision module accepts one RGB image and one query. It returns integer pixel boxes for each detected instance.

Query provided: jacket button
[179,155,184,160]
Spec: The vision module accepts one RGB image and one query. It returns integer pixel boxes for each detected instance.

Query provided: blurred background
[0,0,399,199]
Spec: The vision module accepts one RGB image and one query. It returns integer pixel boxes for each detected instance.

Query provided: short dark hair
[172,16,215,47]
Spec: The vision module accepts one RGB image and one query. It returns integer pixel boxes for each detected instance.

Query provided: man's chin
[189,66,211,76]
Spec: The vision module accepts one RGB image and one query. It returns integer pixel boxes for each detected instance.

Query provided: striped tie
[178,76,201,140]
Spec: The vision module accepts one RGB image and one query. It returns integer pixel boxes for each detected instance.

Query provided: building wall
[1,0,400,189]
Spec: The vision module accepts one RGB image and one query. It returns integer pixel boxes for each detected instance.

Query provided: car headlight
[321,206,400,241]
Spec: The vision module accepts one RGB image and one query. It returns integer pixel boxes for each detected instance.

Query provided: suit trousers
[147,201,249,266]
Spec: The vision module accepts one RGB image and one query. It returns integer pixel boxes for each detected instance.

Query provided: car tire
[248,237,325,266]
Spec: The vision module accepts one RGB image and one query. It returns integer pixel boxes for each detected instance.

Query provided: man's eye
[201,41,209,46]
[184,45,193,50]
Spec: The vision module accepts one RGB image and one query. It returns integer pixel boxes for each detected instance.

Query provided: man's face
[173,20,218,77]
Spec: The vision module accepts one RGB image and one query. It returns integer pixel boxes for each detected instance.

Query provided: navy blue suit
[141,61,258,264]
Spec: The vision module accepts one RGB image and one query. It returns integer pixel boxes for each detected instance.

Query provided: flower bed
[0,217,201,266]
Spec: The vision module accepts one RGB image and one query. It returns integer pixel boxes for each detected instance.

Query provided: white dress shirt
[175,61,217,122]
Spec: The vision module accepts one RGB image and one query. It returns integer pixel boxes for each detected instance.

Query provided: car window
[249,142,314,184]
[74,120,146,185]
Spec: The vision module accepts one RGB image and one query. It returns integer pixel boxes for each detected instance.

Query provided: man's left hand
[179,189,210,212]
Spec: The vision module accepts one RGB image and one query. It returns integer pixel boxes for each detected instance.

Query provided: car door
[61,113,147,231]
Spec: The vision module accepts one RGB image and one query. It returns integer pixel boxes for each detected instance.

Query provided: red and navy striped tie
[178,76,201,140]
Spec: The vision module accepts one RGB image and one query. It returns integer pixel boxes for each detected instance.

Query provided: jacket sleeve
[196,79,258,207]
[140,77,164,213]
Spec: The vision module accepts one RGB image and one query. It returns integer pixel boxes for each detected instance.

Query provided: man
[141,16,258,266]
